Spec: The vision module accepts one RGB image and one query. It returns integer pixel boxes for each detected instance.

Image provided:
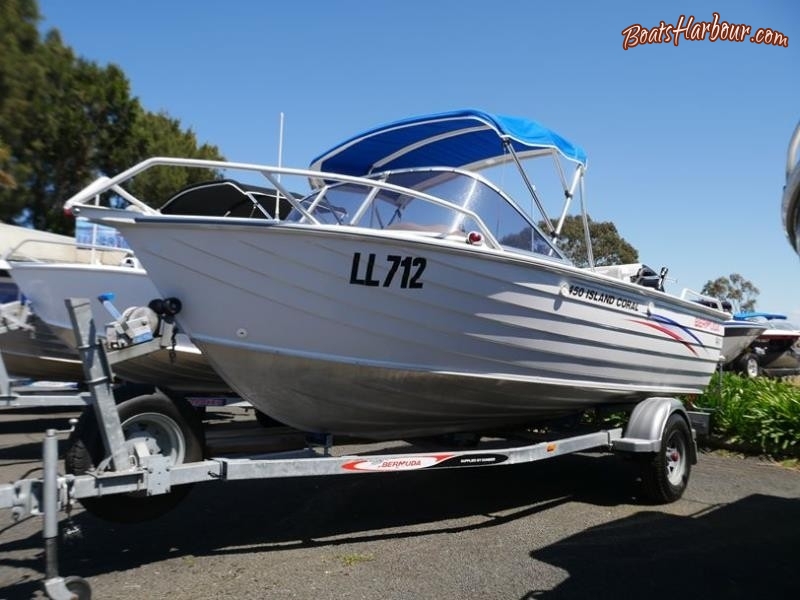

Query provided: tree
[701,274,759,313]
[0,143,15,188]
[543,215,639,267]
[0,0,39,209]
[122,109,224,206]
[0,0,224,233]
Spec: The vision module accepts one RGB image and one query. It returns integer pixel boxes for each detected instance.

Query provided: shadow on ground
[522,493,800,600]
[2,452,637,596]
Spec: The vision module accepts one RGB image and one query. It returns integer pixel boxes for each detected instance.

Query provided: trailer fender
[613,397,697,464]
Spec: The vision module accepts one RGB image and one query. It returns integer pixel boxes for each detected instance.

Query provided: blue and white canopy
[734,312,787,321]
[309,109,587,181]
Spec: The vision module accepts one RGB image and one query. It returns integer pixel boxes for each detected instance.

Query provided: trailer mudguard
[614,397,697,463]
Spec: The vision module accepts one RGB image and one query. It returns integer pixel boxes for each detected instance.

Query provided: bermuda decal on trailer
[341,453,510,472]
[341,454,453,472]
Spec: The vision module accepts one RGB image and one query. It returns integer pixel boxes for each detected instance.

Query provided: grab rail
[62,157,505,251]
[5,238,135,267]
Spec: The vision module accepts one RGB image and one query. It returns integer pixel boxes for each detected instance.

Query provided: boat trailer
[0,297,709,599]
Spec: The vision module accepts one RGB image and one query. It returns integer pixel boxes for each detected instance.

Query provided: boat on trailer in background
[7,180,296,397]
[1,223,84,383]
[731,312,800,378]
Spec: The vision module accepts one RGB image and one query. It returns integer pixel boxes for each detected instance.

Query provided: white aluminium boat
[0,299,83,381]
[1,223,84,381]
[676,293,767,367]
[731,312,800,377]
[67,109,727,439]
[721,320,768,366]
[8,181,294,394]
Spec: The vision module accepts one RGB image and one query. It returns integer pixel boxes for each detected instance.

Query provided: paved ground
[1,406,798,600]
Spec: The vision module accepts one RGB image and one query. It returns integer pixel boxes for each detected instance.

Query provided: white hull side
[8,263,230,393]
[720,321,767,365]
[111,220,724,438]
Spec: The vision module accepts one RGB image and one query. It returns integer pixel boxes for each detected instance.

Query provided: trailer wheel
[738,353,760,378]
[640,413,692,503]
[63,575,92,599]
[65,393,204,523]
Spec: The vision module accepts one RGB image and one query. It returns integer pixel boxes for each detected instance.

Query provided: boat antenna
[502,139,555,236]
[276,112,285,217]
[277,112,285,177]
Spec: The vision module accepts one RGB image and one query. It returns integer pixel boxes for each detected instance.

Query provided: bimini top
[308,109,588,184]
[734,312,787,321]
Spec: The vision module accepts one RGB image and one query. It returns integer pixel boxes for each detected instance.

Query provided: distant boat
[732,312,800,378]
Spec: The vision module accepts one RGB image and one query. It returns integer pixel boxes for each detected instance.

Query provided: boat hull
[106,219,725,438]
[8,262,231,393]
[0,311,83,381]
[720,321,768,365]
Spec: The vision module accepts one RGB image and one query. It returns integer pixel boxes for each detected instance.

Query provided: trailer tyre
[738,353,760,378]
[65,393,204,523]
[640,413,692,503]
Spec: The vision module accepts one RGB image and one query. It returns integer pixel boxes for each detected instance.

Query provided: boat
[66,109,727,439]
[676,293,768,368]
[781,121,800,256]
[731,312,800,377]
[721,319,768,367]
[1,221,78,303]
[0,299,84,381]
[0,260,16,304]
[0,223,85,381]
[8,180,295,394]
[7,256,232,393]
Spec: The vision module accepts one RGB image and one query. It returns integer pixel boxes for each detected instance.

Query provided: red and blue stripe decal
[630,314,703,355]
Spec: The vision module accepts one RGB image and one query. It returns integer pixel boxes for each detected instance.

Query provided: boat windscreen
[381,170,565,259]
[288,169,565,260]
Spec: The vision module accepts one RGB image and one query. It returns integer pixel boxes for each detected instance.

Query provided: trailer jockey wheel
[64,575,92,599]
[65,393,204,523]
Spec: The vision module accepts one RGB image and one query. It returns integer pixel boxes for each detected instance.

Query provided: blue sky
[38,0,800,317]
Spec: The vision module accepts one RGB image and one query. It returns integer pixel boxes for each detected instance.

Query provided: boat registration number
[349,252,427,289]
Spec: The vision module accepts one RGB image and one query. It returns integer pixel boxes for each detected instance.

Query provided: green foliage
[0,142,14,188]
[124,110,224,206]
[689,373,800,457]
[0,0,225,233]
[542,215,639,267]
[701,274,759,313]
